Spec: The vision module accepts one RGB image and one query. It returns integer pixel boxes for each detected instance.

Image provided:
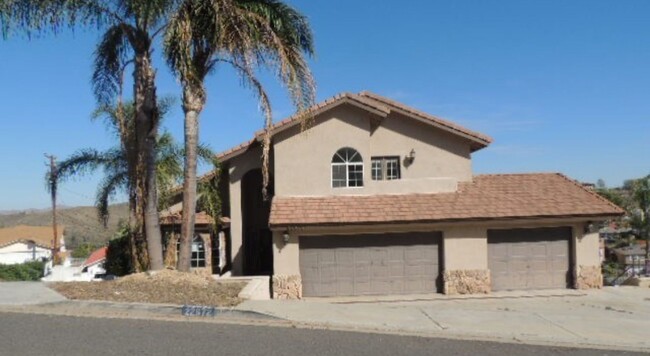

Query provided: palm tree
[3,0,178,270]
[55,100,182,272]
[164,0,315,272]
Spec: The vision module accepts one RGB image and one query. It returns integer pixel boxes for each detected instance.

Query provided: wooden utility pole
[45,154,59,264]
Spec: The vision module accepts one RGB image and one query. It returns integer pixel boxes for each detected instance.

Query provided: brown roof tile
[159,211,230,227]
[269,173,624,227]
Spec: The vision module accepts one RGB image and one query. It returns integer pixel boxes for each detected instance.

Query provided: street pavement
[0,312,645,356]
[1,282,649,353]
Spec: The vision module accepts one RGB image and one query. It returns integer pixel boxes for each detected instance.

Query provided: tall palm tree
[3,0,177,270]
[164,0,315,272]
[55,100,182,272]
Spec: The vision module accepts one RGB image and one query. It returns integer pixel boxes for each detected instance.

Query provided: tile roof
[358,91,493,147]
[159,211,229,227]
[82,247,107,268]
[216,91,492,162]
[269,173,624,227]
[0,225,65,249]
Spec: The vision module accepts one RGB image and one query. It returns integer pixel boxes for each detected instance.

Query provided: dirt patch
[49,270,245,307]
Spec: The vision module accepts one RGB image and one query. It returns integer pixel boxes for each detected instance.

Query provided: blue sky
[1,0,649,210]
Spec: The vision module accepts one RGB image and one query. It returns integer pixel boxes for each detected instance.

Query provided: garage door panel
[300,232,440,297]
[488,227,571,291]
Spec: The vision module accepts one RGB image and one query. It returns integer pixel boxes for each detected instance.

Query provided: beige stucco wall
[272,231,300,275]
[272,105,472,197]
[228,145,263,275]
[443,227,488,270]
[573,225,601,267]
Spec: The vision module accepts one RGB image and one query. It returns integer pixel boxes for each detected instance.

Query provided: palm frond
[96,170,129,226]
[2,0,117,37]
[93,24,132,105]
[197,161,221,231]
[56,148,126,184]
[197,142,217,166]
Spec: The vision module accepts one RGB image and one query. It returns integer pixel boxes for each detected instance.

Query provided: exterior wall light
[405,149,416,165]
[283,231,290,244]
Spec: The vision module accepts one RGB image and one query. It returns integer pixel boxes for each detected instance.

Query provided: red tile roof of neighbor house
[82,247,107,268]
[216,91,493,162]
[0,225,65,249]
[269,173,624,227]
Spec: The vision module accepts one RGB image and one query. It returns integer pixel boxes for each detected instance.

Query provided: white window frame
[331,148,364,188]
[371,156,401,181]
[176,234,206,268]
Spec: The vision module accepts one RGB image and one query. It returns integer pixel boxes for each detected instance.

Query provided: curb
[1,299,281,322]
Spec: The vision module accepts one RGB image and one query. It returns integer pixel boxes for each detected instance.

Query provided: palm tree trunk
[134,49,164,271]
[178,88,204,272]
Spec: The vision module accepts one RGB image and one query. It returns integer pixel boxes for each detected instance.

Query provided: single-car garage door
[488,227,571,291]
[300,232,441,297]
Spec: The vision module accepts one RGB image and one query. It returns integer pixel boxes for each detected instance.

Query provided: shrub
[71,243,98,259]
[105,227,131,276]
[0,261,46,281]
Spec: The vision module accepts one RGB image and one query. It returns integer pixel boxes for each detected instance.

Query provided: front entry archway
[241,168,273,275]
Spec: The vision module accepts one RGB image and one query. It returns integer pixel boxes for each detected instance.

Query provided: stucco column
[573,224,603,289]
[271,231,302,299]
[442,227,491,294]
[228,167,244,276]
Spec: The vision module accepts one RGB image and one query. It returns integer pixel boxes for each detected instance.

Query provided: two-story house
[162,91,623,299]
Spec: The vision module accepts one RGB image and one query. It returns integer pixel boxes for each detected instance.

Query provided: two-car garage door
[488,227,571,291]
[300,232,441,297]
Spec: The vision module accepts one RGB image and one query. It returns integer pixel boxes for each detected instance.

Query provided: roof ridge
[474,172,560,178]
[358,91,493,144]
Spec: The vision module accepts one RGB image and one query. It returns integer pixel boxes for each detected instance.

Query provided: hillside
[0,204,129,249]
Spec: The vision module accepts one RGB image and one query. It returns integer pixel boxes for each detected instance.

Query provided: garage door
[488,227,571,291]
[300,232,441,297]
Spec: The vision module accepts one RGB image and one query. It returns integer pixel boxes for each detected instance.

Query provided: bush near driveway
[0,261,45,281]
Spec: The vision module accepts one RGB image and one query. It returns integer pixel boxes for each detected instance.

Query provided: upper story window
[332,147,364,188]
[371,156,401,180]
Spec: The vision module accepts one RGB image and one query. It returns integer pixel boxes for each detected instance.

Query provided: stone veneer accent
[574,265,603,289]
[443,269,491,295]
[272,274,302,299]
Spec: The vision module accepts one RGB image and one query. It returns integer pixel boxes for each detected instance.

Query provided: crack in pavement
[533,313,584,340]
[417,308,448,331]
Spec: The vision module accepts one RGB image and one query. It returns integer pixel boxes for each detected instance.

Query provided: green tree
[164,0,315,272]
[2,0,177,270]
[629,175,650,268]
[55,100,182,271]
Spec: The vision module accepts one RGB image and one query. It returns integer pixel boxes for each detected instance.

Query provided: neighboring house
[613,245,647,274]
[41,246,108,282]
[162,91,623,298]
[81,247,107,278]
[0,225,66,265]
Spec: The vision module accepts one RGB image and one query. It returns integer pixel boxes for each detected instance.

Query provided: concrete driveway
[237,287,650,352]
[0,282,66,305]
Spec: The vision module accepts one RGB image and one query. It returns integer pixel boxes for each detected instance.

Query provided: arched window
[331,147,364,188]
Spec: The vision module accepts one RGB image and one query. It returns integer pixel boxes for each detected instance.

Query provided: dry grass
[49,270,245,307]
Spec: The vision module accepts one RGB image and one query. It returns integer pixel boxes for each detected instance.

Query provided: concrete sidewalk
[2,282,648,352]
[0,282,66,305]
[236,287,650,352]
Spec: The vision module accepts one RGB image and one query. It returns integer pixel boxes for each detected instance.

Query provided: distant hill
[0,204,129,249]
